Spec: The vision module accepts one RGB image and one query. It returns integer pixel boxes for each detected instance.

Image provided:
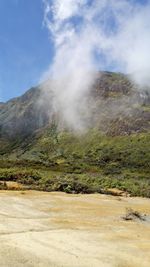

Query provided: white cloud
[51,0,86,21]
[41,0,150,131]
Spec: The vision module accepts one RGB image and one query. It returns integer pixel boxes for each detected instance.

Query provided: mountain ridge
[0,71,150,140]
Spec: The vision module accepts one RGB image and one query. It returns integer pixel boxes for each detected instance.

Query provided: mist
[40,0,150,131]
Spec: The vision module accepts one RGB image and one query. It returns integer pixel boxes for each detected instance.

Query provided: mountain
[0,71,150,197]
[0,87,49,138]
[0,71,150,139]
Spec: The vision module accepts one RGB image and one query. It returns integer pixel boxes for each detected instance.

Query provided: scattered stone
[122,208,146,222]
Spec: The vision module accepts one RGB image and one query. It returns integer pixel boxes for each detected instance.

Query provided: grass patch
[0,131,150,197]
[0,166,149,197]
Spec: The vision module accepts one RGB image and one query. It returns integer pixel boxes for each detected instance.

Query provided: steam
[41,0,150,131]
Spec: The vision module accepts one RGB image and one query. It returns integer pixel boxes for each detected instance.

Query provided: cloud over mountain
[41,0,150,130]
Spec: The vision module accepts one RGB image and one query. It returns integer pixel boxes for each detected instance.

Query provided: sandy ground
[0,191,149,267]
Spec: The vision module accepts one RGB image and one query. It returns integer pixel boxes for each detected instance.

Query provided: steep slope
[0,87,50,138]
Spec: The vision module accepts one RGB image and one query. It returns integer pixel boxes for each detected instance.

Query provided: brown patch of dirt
[6,181,24,190]
[106,188,130,197]
[0,191,149,267]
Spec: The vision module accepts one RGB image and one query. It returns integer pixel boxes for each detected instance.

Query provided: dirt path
[0,191,149,267]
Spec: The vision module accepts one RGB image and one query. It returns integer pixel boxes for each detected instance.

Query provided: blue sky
[0,0,54,101]
[0,0,149,102]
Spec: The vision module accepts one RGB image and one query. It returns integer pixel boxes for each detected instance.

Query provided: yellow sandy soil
[0,191,149,267]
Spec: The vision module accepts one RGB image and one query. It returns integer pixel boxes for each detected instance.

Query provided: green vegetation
[0,71,150,196]
[0,130,150,197]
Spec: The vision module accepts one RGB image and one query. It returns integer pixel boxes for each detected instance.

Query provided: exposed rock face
[0,71,150,139]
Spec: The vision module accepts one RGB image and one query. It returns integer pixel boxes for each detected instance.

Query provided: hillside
[1,71,150,139]
[0,71,150,197]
